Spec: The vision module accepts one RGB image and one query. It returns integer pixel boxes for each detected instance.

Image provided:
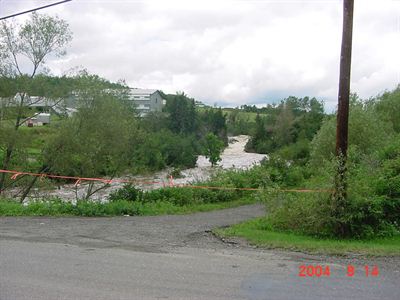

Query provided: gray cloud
[1,0,399,111]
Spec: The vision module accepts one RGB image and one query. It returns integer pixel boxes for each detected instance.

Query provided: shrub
[168,167,184,178]
[203,133,224,166]
[277,139,310,165]
[263,191,333,237]
[310,97,395,168]
[108,184,143,202]
[264,143,400,239]
[133,130,197,171]
[143,187,240,205]
[108,184,245,207]
[374,136,400,225]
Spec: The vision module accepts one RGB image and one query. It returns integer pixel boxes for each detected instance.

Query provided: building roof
[129,88,158,95]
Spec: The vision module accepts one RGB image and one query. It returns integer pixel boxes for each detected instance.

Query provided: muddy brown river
[24,135,266,202]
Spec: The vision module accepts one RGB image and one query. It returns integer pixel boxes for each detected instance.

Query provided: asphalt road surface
[1,204,399,300]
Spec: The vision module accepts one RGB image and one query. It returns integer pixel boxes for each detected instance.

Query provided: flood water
[27,135,267,202]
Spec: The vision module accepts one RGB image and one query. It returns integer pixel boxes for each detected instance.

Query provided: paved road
[1,204,399,299]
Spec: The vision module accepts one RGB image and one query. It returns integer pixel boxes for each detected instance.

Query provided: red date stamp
[298,265,379,277]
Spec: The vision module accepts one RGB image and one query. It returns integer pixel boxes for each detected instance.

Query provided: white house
[126,88,164,116]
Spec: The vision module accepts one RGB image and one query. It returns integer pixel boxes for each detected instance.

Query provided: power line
[0,0,72,21]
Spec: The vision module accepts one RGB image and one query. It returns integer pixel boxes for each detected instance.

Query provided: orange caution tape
[0,169,332,193]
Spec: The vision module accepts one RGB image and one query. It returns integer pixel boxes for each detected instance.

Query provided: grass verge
[0,197,256,217]
[214,218,400,256]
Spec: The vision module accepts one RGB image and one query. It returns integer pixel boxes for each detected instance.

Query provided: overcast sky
[1,0,399,110]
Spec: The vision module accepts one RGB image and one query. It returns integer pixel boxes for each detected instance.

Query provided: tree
[310,94,395,168]
[254,113,267,142]
[0,12,72,77]
[0,12,72,197]
[165,92,198,135]
[204,133,224,167]
[273,103,295,147]
[375,85,400,133]
[200,108,228,144]
[46,92,138,200]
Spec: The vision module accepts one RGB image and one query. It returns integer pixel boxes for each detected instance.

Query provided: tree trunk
[19,166,49,203]
[0,147,14,193]
[0,93,26,193]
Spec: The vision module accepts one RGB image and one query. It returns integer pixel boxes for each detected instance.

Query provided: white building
[127,89,164,116]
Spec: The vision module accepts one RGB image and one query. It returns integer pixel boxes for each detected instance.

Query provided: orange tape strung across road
[0,169,332,193]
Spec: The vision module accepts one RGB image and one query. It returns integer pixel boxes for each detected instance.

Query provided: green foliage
[245,114,273,153]
[0,12,72,77]
[263,190,399,240]
[215,88,400,240]
[374,85,400,133]
[0,12,73,196]
[108,185,243,206]
[139,99,230,171]
[109,184,144,202]
[216,218,400,256]
[169,167,184,178]
[0,197,256,217]
[246,96,324,156]
[256,192,333,237]
[199,108,228,144]
[46,93,137,178]
[310,94,394,168]
[133,130,197,171]
[165,93,198,135]
[225,109,255,135]
[374,136,400,225]
[263,136,400,239]
[277,139,310,166]
[203,133,224,166]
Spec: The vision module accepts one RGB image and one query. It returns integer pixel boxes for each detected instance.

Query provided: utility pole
[334,0,354,236]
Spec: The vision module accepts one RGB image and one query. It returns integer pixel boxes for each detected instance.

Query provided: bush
[277,139,310,165]
[133,130,197,171]
[143,187,241,205]
[263,190,399,239]
[263,191,333,237]
[108,184,143,202]
[264,142,400,239]
[374,137,400,225]
[108,184,245,207]
[310,96,394,168]
[260,155,305,187]
[168,167,184,178]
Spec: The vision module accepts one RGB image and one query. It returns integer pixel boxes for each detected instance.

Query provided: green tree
[132,130,197,171]
[46,91,138,200]
[273,102,295,147]
[0,12,72,196]
[245,96,324,155]
[204,133,224,167]
[226,109,254,136]
[246,113,272,153]
[165,92,198,135]
[200,108,228,144]
[375,85,400,133]
[310,94,395,168]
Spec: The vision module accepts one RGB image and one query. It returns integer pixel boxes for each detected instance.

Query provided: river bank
[16,135,266,202]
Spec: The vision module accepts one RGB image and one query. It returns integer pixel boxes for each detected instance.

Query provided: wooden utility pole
[334,0,354,235]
